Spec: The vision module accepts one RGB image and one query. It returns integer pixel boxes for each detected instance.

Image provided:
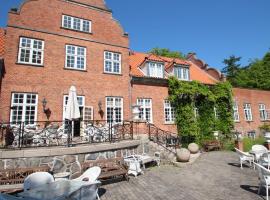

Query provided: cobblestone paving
[100,151,263,200]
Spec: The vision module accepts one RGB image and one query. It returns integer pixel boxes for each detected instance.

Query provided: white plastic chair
[235,148,255,169]
[73,166,101,200]
[255,163,270,200]
[65,181,101,200]
[260,152,270,170]
[24,172,54,191]
[252,145,268,162]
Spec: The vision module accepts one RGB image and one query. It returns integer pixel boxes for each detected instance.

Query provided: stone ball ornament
[188,143,199,154]
[176,148,190,162]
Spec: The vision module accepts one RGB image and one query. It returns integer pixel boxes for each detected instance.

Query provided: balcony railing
[0,120,134,149]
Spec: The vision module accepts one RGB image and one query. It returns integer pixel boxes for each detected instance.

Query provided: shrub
[243,137,266,152]
[221,139,235,151]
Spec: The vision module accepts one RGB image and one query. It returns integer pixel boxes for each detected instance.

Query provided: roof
[129,52,218,85]
[0,28,5,58]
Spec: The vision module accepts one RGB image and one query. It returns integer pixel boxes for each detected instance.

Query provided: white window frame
[259,104,268,121]
[244,103,253,121]
[148,62,164,78]
[104,51,122,74]
[233,102,240,122]
[63,95,85,120]
[105,97,123,124]
[174,65,190,81]
[83,106,94,122]
[65,45,87,70]
[10,93,38,125]
[137,98,153,123]
[18,37,44,66]
[62,15,92,33]
[164,100,175,124]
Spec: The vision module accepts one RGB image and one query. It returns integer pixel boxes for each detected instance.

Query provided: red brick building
[0,0,130,136]
[0,0,269,137]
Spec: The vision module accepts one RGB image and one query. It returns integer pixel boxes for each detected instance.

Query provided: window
[63,95,85,119]
[148,62,164,78]
[164,100,175,123]
[174,66,190,81]
[259,104,268,121]
[106,97,123,123]
[18,37,44,65]
[244,103,252,121]
[83,106,94,122]
[137,98,152,122]
[194,107,199,118]
[233,102,240,122]
[214,107,219,119]
[104,51,121,74]
[65,45,86,70]
[10,93,38,125]
[62,15,91,33]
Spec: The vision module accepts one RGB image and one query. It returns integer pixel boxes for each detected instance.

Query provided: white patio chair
[24,172,54,191]
[154,152,161,167]
[234,148,255,169]
[65,181,101,200]
[260,152,270,170]
[73,166,101,200]
[252,145,268,162]
[255,163,270,200]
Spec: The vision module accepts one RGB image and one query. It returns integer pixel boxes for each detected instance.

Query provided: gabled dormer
[139,54,165,78]
[173,64,190,81]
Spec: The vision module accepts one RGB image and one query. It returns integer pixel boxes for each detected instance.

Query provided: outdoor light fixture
[98,100,102,112]
[42,98,48,113]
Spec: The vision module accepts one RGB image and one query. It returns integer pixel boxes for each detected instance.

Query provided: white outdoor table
[17,180,87,200]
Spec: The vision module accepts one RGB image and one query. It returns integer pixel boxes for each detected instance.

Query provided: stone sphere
[188,143,199,154]
[176,148,190,162]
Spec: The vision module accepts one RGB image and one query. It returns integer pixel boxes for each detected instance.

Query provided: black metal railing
[147,123,180,151]
[0,120,133,150]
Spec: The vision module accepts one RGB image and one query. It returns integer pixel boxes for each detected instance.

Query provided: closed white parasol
[65,86,80,139]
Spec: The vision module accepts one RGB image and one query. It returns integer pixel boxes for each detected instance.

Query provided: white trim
[244,103,253,121]
[147,62,164,78]
[259,103,268,121]
[18,37,44,66]
[137,98,153,123]
[10,93,38,124]
[105,97,123,123]
[65,45,87,70]
[173,65,190,81]
[164,100,175,123]
[104,51,122,74]
[233,101,240,122]
[83,106,94,121]
[62,15,92,33]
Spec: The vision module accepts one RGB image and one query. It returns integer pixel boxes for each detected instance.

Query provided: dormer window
[174,65,190,81]
[147,62,164,78]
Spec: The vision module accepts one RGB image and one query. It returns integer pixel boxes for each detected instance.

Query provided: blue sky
[0,0,270,69]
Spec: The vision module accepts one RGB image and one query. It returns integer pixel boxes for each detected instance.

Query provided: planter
[213,131,219,140]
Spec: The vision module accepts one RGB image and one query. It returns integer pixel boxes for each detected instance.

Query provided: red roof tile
[130,52,218,85]
[0,28,5,58]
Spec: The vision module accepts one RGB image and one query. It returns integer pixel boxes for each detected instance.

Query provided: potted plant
[259,123,270,143]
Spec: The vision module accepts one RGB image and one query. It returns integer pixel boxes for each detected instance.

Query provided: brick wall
[233,88,270,135]
[131,82,177,133]
[0,0,130,122]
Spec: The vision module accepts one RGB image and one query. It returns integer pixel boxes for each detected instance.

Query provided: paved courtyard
[100,151,262,200]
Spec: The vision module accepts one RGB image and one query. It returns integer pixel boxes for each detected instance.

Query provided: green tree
[222,55,242,86]
[149,48,185,59]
